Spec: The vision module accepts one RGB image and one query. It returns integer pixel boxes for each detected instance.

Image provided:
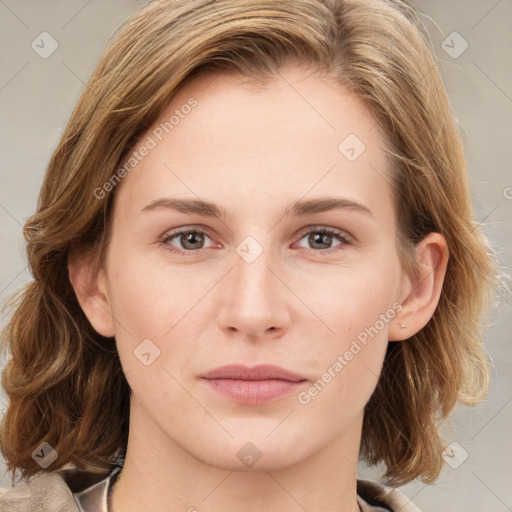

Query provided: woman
[0,0,500,511]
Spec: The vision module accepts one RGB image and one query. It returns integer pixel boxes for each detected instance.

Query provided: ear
[68,250,116,338]
[388,232,449,341]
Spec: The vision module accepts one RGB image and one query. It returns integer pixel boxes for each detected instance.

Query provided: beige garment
[0,467,421,511]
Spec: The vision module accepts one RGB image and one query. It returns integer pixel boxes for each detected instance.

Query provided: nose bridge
[232,234,279,304]
[218,233,289,336]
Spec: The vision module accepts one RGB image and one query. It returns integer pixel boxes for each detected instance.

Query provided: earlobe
[68,251,116,338]
[389,232,449,341]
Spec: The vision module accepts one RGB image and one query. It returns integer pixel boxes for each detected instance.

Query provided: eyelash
[160,226,353,256]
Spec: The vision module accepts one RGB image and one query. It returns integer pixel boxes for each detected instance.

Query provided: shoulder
[0,467,108,512]
[357,478,422,512]
[0,471,78,511]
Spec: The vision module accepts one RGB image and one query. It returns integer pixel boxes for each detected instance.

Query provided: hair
[0,0,503,488]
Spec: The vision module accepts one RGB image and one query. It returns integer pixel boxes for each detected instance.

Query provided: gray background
[0,1,510,511]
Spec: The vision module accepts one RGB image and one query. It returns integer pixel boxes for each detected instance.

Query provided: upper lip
[201,364,306,382]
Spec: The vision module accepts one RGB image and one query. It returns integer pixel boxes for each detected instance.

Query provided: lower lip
[202,378,306,404]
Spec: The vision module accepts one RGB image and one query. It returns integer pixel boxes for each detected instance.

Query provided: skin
[70,66,449,512]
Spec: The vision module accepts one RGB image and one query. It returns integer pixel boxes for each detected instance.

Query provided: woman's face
[95,67,412,471]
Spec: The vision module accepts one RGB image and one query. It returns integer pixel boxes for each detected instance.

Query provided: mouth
[200,364,308,404]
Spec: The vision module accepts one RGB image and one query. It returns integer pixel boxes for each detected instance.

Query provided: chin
[189,433,312,473]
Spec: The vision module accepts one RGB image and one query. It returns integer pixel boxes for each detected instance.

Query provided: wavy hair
[0,0,502,487]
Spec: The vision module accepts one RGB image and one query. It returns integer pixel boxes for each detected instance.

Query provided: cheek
[106,244,186,335]
[103,245,192,379]
[298,287,392,427]
[303,260,400,343]
[295,262,399,412]
[299,343,387,435]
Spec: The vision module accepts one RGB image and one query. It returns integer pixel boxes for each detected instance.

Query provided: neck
[110,401,363,512]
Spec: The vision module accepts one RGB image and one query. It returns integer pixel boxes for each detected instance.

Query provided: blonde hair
[1,0,502,487]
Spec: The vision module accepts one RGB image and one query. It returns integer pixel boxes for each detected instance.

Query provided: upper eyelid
[161,224,217,242]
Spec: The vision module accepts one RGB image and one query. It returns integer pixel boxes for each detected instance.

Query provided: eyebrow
[141,196,373,218]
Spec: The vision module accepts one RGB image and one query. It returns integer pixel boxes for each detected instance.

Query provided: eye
[161,225,353,256]
[294,226,353,254]
[161,228,216,254]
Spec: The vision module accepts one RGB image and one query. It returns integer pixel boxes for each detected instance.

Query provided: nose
[216,240,291,340]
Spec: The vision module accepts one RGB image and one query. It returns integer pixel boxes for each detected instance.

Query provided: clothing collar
[62,468,420,512]
[71,467,119,512]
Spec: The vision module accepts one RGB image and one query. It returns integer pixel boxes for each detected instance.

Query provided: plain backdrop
[0,1,511,511]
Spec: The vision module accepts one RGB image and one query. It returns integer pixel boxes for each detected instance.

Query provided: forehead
[113,66,394,223]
